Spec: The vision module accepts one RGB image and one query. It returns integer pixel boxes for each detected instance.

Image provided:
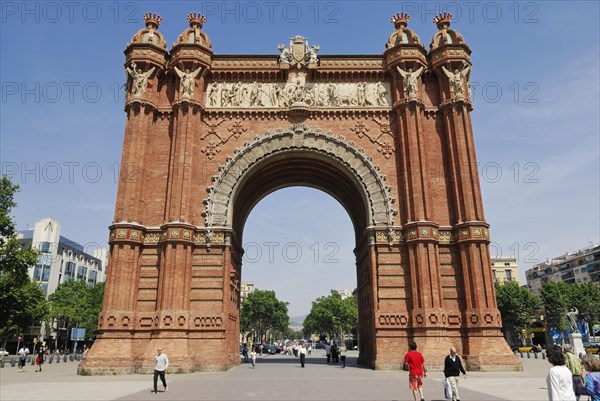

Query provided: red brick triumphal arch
[79,11,521,374]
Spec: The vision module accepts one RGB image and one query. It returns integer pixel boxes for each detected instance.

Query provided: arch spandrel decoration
[203,125,397,230]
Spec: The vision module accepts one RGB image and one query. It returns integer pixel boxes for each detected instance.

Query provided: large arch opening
[205,127,397,368]
[240,186,357,365]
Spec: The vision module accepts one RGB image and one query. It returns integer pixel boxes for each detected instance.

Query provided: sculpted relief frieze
[205,81,391,109]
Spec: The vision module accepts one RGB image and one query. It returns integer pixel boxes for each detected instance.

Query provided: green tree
[495,281,542,345]
[81,282,104,340]
[0,176,39,282]
[0,275,49,349]
[49,280,91,347]
[0,176,49,348]
[541,281,573,342]
[303,290,358,340]
[240,290,289,342]
[568,282,600,327]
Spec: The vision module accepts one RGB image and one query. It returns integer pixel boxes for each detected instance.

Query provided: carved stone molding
[203,126,397,228]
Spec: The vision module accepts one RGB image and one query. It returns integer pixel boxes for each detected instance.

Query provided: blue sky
[1,1,599,317]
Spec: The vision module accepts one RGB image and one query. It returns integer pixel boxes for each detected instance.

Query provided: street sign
[70,328,86,341]
[33,338,37,344]
[18,336,21,341]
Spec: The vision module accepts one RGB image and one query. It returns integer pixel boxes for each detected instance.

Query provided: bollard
[519,351,523,358]
[63,355,67,362]
[542,351,546,360]
[534,352,538,359]
[48,355,53,364]
[10,357,16,367]
[76,354,81,361]
[56,354,60,363]
[527,352,531,358]
[69,355,74,362]
[31,356,35,365]
[0,359,4,368]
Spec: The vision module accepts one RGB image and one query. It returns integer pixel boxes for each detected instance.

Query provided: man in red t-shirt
[404,341,427,401]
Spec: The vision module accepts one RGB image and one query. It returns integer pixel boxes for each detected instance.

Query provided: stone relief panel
[205,81,391,109]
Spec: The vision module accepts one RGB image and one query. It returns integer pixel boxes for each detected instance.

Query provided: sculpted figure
[126,62,155,97]
[396,66,424,98]
[270,85,281,107]
[206,83,219,107]
[566,308,579,333]
[174,66,202,97]
[356,82,367,106]
[308,45,320,63]
[442,63,471,98]
[376,82,389,106]
[278,44,291,63]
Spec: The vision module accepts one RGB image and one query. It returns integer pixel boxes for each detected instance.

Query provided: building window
[40,241,52,253]
[33,265,42,281]
[493,269,497,283]
[77,265,87,281]
[87,270,97,287]
[40,283,48,295]
[42,265,50,281]
[504,262,510,266]
[505,269,513,281]
[33,264,51,282]
[64,261,75,281]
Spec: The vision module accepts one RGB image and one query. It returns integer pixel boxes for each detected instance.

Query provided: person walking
[547,349,576,401]
[325,343,331,364]
[17,345,29,373]
[298,342,306,368]
[578,355,600,401]
[250,348,257,368]
[403,341,427,401]
[331,343,339,363]
[152,347,169,394]
[339,343,347,368]
[242,343,249,363]
[564,344,584,400]
[35,347,45,372]
[443,347,466,401]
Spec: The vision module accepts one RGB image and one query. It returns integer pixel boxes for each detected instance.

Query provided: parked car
[0,349,9,356]
[265,344,277,354]
[344,339,358,350]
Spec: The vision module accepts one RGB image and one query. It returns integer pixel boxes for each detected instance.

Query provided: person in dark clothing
[331,344,339,363]
[443,347,466,401]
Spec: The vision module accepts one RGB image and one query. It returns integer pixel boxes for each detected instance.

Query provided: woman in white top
[547,348,576,401]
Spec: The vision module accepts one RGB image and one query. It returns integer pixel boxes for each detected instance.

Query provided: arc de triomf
[79,11,521,374]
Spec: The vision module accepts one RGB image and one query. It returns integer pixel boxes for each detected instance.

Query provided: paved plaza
[0,350,555,401]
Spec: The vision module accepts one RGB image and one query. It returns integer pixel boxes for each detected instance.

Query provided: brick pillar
[388,64,452,367]
[437,74,521,371]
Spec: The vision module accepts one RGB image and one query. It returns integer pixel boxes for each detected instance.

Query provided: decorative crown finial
[433,12,452,29]
[391,12,410,29]
[188,12,206,28]
[143,12,163,29]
